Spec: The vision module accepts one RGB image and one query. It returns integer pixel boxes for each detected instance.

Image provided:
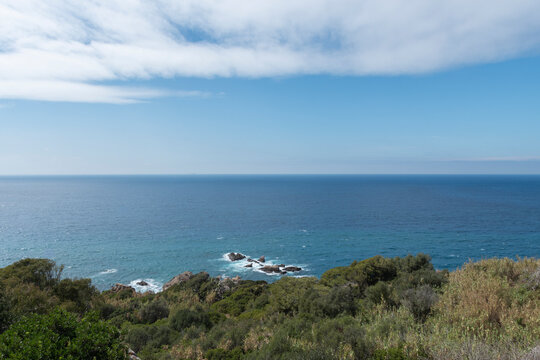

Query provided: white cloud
[1,0,540,103]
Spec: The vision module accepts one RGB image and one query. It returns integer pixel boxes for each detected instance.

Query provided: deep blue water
[0,175,539,291]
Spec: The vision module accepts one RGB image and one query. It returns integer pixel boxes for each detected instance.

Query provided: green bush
[125,324,175,352]
[206,347,244,360]
[170,308,211,331]
[0,308,126,359]
[400,285,438,322]
[139,299,169,324]
[0,258,62,290]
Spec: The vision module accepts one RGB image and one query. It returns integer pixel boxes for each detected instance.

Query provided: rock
[259,265,281,274]
[244,263,253,268]
[283,266,302,272]
[279,264,285,267]
[136,280,149,286]
[128,348,142,360]
[258,256,266,263]
[163,271,193,291]
[110,283,135,295]
[280,271,287,274]
[227,252,246,261]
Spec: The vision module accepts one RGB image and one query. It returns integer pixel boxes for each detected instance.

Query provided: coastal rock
[258,256,266,263]
[110,283,135,295]
[128,348,142,360]
[283,266,302,272]
[259,265,281,274]
[163,271,193,291]
[227,252,246,261]
[136,280,149,286]
[244,263,253,268]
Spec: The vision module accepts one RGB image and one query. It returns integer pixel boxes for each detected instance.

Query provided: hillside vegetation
[0,255,538,360]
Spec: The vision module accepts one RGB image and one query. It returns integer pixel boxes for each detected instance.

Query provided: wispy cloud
[1,0,540,103]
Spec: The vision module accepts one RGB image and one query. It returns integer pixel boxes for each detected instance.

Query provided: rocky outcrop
[110,283,135,295]
[283,266,302,272]
[244,263,253,268]
[163,271,193,291]
[136,280,149,286]
[227,252,246,261]
[259,265,281,274]
[259,264,302,274]
[258,256,266,263]
[128,348,142,360]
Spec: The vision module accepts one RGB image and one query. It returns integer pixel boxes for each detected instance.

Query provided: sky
[1,0,540,174]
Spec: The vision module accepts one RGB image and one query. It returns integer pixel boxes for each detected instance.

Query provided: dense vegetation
[0,255,538,359]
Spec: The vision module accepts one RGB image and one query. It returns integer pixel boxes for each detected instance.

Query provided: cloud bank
[1,0,540,103]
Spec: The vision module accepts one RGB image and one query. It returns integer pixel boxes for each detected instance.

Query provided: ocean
[0,175,539,291]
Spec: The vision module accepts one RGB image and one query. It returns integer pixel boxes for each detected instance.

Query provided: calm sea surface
[0,175,539,290]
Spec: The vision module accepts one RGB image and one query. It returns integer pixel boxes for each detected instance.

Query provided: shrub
[0,308,126,359]
[139,299,170,324]
[400,285,438,322]
[54,278,98,313]
[170,308,211,331]
[0,258,62,290]
[206,347,244,360]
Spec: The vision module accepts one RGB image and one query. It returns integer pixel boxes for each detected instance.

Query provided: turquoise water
[0,175,539,291]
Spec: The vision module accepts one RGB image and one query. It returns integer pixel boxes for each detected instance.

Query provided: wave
[98,268,118,275]
[221,252,307,277]
[129,278,163,293]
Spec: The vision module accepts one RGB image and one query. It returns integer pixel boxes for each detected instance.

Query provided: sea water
[0,175,539,290]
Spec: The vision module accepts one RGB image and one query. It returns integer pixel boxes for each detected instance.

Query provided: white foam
[129,278,163,293]
[98,268,118,275]
[221,252,307,277]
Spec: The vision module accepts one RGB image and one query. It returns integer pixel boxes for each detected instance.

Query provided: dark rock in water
[244,263,253,268]
[136,280,149,286]
[280,271,287,275]
[228,252,246,261]
[260,265,281,274]
[163,271,193,291]
[110,283,136,295]
[283,266,302,272]
[279,264,285,267]
[258,256,266,263]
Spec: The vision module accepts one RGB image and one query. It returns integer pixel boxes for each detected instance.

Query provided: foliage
[0,308,126,360]
[0,255,538,360]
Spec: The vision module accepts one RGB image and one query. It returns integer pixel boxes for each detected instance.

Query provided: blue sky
[1,1,540,174]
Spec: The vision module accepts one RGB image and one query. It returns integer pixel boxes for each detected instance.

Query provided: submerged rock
[163,271,193,291]
[283,266,302,272]
[227,252,246,261]
[259,265,281,274]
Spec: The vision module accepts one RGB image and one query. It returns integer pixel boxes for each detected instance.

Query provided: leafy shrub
[54,278,97,313]
[365,282,394,307]
[170,308,211,331]
[139,299,169,324]
[125,324,175,352]
[206,347,244,360]
[268,277,318,315]
[0,258,62,290]
[0,308,126,359]
[371,347,410,360]
[400,285,438,322]
[212,281,268,316]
